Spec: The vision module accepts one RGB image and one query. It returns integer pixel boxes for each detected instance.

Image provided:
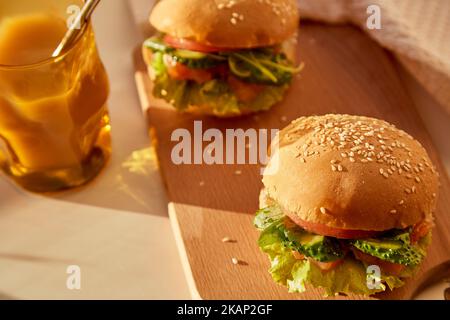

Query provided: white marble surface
[0,0,448,300]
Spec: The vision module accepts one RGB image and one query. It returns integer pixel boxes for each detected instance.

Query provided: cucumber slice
[229,56,252,78]
[352,238,424,266]
[144,37,169,52]
[170,50,225,69]
[174,49,207,60]
[283,219,344,262]
[360,239,403,250]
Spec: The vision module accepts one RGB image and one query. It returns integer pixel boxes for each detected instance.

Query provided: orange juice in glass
[0,0,111,192]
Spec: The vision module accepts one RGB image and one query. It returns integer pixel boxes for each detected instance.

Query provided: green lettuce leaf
[289,258,377,295]
[152,71,288,116]
[254,205,284,230]
[257,213,407,296]
[150,51,166,77]
[266,247,406,296]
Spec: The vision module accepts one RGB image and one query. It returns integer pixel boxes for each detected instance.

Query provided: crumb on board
[222,237,232,242]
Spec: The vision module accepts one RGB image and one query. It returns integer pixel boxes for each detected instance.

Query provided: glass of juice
[0,0,111,192]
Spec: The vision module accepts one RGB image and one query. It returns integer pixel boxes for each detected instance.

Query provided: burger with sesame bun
[142,0,301,117]
[254,114,439,296]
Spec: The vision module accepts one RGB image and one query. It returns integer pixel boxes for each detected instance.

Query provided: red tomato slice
[164,35,232,53]
[309,258,344,272]
[227,76,265,103]
[166,62,212,83]
[410,220,432,244]
[286,212,383,239]
[351,248,405,276]
[163,55,212,83]
[164,55,229,83]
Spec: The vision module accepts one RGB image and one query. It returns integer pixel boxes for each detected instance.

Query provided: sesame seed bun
[262,114,439,231]
[149,0,299,48]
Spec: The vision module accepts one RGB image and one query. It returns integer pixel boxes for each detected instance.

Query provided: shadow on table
[0,252,71,264]
[0,292,16,300]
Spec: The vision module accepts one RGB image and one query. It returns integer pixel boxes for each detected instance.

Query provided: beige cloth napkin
[298,0,450,114]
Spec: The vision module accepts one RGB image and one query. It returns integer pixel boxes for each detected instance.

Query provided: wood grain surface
[134,22,450,299]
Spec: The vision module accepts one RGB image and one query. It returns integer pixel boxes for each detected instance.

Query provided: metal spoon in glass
[52,0,101,57]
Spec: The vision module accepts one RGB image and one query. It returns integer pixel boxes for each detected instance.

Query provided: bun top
[262,114,439,231]
[149,0,299,48]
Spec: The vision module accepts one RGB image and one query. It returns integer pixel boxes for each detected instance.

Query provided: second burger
[143,0,301,117]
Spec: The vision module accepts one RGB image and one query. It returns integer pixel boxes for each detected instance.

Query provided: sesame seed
[331,159,338,164]
[231,258,239,265]
[379,168,384,175]
[390,209,397,214]
[222,237,232,243]
[320,207,327,214]
[226,0,235,8]
[415,177,421,183]
[341,152,347,158]
[399,200,404,205]
[383,172,389,178]
[218,3,225,9]
[337,165,343,171]
[199,181,205,186]
[432,193,436,198]
[300,157,306,163]
[234,170,242,175]
[230,17,237,24]
[405,188,411,194]
[349,157,355,162]
[411,186,416,193]
[331,165,337,171]
[161,89,167,96]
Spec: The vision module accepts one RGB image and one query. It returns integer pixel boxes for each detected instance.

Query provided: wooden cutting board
[134,22,450,299]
